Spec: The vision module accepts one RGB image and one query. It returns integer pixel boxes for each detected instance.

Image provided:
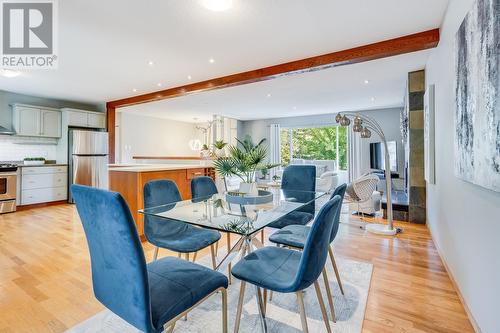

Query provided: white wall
[425,1,500,332]
[118,113,203,163]
[240,107,405,176]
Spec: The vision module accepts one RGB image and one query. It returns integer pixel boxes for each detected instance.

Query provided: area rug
[66,253,372,333]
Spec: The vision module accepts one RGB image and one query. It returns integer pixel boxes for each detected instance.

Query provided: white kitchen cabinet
[22,187,67,205]
[64,109,106,129]
[67,110,89,127]
[41,109,62,137]
[20,166,68,205]
[15,106,40,136]
[12,104,61,138]
[87,112,106,128]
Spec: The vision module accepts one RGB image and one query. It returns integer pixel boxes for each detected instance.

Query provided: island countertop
[109,163,215,239]
[108,163,213,173]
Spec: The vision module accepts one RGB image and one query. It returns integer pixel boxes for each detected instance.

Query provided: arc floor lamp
[336,112,401,235]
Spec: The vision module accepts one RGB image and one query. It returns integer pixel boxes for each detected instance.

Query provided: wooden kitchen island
[109,164,214,239]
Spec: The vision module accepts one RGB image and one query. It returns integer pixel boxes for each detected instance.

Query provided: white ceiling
[119,50,431,122]
[0,0,448,108]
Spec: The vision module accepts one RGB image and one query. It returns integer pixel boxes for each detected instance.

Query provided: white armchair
[346,174,381,216]
[288,159,339,193]
[315,171,339,193]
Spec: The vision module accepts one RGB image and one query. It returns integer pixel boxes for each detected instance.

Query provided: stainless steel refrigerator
[68,129,109,203]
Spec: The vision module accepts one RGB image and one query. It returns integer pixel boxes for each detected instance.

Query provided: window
[280,126,348,170]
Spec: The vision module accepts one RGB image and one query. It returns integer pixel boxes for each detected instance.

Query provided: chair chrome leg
[234,281,246,333]
[165,321,176,333]
[210,244,217,270]
[322,269,336,322]
[226,233,231,252]
[296,291,309,333]
[263,289,268,315]
[222,288,228,333]
[153,247,159,261]
[255,286,268,333]
[314,281,333,333]
[226,233,232,285]
[328,247,344,295]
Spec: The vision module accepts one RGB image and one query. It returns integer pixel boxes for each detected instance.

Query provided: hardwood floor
[0,204,474,333]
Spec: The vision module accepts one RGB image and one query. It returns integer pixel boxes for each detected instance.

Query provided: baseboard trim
[426,224,482,333]
[17,200,68,211]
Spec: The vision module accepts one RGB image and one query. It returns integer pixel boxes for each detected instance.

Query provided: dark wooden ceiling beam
[107,28,439,109]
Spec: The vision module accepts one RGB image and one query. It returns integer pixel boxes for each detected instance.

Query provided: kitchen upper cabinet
[67,110,88,127]
[16,106,40,136]
[65,109,106,129]
[12,104,61,138]
[41,109,61,137]
[87,112,106,128]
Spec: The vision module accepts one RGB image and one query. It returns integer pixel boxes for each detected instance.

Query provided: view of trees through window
[280,126,348,170]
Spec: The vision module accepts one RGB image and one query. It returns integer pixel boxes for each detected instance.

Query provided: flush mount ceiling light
[201,0,233,11]
[1,69,21,78]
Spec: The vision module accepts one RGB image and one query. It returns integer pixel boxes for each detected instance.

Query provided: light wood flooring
[0,204,474,333]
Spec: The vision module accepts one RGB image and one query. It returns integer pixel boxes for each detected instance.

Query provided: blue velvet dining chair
[191,176,218,202]
[231,195,342,333]
[71,184,228,333]
[144,179,221,267]
[191,176,234,282]
[268,183,347,321]
[267,165,316,229]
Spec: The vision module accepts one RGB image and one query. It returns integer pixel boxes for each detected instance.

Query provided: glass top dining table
[139,189,326,237]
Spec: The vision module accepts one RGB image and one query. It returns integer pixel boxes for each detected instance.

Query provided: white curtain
[348,126,362,182]
[269,124,281,179]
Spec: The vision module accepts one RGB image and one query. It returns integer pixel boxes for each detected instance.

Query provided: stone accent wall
[408,70,426,224]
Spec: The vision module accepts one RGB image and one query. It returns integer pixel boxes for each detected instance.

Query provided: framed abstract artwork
[454,0,499,192]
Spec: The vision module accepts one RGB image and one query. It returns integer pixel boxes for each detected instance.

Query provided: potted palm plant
[213,136,280,195]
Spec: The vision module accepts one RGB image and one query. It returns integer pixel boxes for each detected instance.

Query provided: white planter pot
[23,160,45,166]
[239,182,258,196]
[214,148,226,157]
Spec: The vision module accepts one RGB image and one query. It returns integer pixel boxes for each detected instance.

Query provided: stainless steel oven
[0,164,17,214]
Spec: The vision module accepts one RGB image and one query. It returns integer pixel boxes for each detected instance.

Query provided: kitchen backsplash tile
[0,136,57,161]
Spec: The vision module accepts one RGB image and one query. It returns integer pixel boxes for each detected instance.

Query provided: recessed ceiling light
[157,83,162,87]
[292,106,297,110]
[132,88,138,92]
[371,97,376,102]
[202,0,233,11]
[148,60,154,66]
[1,69,21,78]
[209,58,215,64]
[364,79,370,84]
[267,93,272,98]
[187,75,192,80]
